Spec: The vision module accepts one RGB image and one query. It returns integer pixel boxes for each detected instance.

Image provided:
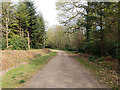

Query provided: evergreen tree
[24,1,37,49]
[32,15,45,49]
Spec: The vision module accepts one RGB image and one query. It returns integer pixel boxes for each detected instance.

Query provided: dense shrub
[114,42,120,62]
[96,57,104,62]
[79,40,101,55]
[87,41,101,55]
[65,45,76,51]
[88,56,96,62]
[79,40,120,62]
[31,42,43,49]
[103,41,120,61]
[9,37,28,50]
[65,45,69,50]
[78,40,86,53]
[88,56,104,62]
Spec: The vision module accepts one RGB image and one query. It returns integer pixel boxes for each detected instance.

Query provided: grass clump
[19,80,25,84]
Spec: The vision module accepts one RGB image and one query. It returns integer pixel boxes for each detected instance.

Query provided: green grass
[64,50,77,54]
[50,48,61,50]
[2,52,57,88]
[75,56,99,72]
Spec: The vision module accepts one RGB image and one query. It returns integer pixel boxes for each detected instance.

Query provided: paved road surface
[25,50,103,88]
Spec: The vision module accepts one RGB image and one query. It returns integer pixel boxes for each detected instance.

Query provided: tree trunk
[68,33,71,44]
[118,1,120,42]
[22,30,24,38]
[118,1,120,70]
[43,33,45,48]
[6,22,9,48]
[86,2,91,42]
[20,26,21,37]
[27,31,30,49]
[100,14,103,56]
[6,31,8,48]
[118,1,120,44]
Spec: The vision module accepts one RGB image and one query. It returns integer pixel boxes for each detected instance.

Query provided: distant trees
[46,25,85,51]
[2,0,45,50]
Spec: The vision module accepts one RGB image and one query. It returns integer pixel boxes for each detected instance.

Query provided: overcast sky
[33,0,59,27]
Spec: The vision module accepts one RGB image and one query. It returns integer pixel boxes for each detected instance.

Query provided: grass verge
[2,51,57,88]
[75,56,97,72]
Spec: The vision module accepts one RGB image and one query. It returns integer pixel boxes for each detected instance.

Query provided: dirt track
[26,50,103,88]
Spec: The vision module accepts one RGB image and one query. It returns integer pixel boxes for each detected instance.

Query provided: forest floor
[25,50,104,88]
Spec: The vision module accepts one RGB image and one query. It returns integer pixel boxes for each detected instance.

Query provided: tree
[15,2,28,38]
[15,1,38,49]
[32,15,45,49]
[2,1,13,48]
[24,1,37,49]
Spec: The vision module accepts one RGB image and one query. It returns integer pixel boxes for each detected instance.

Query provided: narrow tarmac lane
[26,50,103,88]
